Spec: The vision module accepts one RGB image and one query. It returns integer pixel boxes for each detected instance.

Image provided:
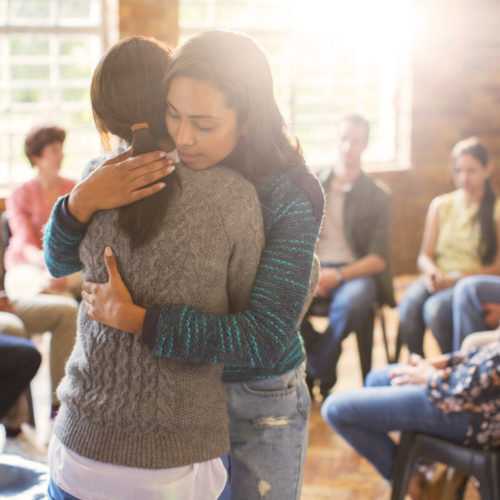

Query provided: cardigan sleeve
[43,157,103,277]
[43,195,86,277]
[141,175,323,367]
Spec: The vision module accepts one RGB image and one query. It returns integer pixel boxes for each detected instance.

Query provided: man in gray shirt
[301,115,395,399]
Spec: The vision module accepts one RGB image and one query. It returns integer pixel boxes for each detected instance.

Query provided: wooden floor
[301,281,480,500]
[11,275,480,499]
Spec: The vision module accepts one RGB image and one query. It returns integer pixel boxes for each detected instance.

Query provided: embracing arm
[148,184,321,367]
[85,173,324,368]
[43,151,175,277]
[43,195,87,277]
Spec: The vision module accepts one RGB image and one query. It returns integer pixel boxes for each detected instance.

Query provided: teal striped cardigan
[44,167,324,382]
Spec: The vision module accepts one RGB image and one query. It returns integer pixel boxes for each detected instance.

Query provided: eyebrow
[167,101,221,120]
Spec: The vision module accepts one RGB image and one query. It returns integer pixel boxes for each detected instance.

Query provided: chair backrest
[391,431,500,500]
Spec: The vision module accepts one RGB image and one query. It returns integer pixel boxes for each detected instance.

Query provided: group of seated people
[2,113,500,499]
[302,115,500,497]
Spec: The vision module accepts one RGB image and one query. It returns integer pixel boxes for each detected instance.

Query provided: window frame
[178,0,412,173]
[0,0,117,192]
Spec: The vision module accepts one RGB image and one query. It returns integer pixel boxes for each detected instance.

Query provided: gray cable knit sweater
[54,157,264,469]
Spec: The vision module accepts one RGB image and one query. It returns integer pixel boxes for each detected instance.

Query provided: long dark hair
[164,30,303,185]
[451,137,497,264]
[91,36,179,248]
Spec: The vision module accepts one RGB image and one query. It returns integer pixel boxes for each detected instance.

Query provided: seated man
[301,114,395,398]
[452,274,500,350]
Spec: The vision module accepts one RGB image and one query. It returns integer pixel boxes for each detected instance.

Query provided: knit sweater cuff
[140,308,161,348]
[60,195,89,233]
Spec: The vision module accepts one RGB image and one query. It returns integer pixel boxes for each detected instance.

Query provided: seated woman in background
[5,124,80,299]
[321,342,500,499]
[398,137,500,356]
[1,125,79,441]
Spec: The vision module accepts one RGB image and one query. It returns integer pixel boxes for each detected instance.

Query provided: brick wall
[119,0,178,47]
[375,0,500,273]
[118,0,500,275]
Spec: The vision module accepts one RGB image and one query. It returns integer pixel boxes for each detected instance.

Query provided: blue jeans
[48,478,81,499]
[452,275,500,350]
[219,364,310,500]
[305,275,376,388]
[321,364,470,480]
[0,333,40,419]
[397,278,454,355]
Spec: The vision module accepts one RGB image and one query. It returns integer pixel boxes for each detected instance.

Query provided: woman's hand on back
[68,150,175,223]
[81,247,145,335]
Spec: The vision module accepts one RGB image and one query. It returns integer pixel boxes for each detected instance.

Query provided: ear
[485,163,493,178]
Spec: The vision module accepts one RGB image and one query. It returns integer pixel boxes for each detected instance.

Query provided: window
[0,0,112,187]
[179,0,413,172]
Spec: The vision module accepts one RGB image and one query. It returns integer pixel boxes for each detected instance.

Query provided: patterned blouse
[427,341,500,449]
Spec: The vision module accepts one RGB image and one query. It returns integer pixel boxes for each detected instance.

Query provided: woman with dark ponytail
[398,137,500,357]
[45,30,324,499]
[45,36,264,499]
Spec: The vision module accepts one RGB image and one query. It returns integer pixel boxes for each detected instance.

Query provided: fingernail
[159,152,167,158]
[105,246,112,256]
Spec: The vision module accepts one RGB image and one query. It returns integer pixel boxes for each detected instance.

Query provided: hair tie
[131,122,149,132]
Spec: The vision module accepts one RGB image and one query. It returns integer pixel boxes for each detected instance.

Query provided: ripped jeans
[220,364,310,500]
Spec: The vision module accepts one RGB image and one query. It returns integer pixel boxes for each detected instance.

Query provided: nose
[175,120,195,147]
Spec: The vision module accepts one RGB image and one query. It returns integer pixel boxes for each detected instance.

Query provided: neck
[36,171,59,190]
[333,162,362,187]
[462,185,486,206]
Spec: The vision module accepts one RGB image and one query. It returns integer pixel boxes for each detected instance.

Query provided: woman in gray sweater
[47,37,264,500]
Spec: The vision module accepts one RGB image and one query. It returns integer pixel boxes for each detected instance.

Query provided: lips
[178,150,200,162]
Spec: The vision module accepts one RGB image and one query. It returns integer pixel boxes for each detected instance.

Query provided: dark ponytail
[117,123,179,248]
[479,178,497,264]
[451,137,497,264]
[90,36,179,249]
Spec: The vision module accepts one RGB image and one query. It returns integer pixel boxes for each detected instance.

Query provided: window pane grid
[179,0,412,171]
[0,0,104,186]
[1,0,102,27]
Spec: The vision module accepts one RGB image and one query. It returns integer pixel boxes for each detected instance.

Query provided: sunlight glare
[294,0,415,53]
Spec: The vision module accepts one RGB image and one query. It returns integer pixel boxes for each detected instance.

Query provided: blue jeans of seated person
[0,333,41,420]
[321,364,470,481]
[452,275,500,351]
[398,278,455,356]
[305,274,376,389]
[219,364,310,500]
